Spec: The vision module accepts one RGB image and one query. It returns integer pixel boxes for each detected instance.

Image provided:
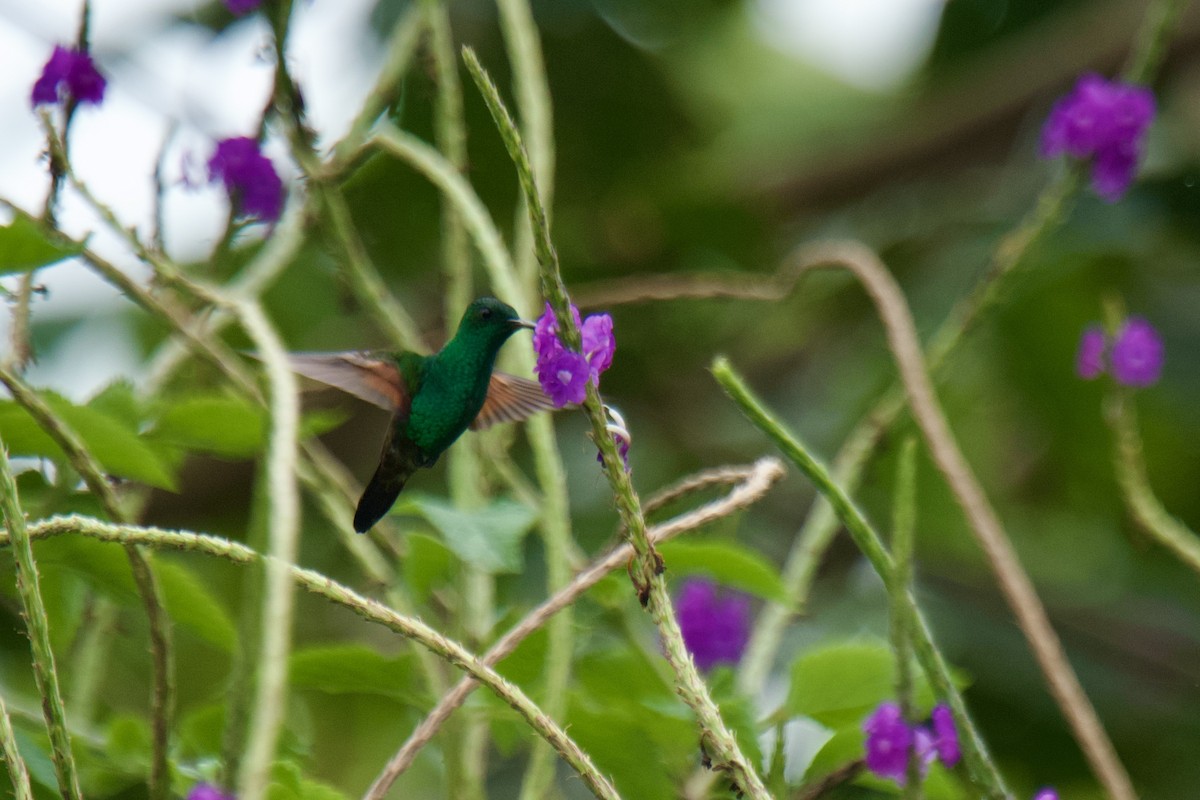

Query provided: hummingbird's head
[457,297,534,347]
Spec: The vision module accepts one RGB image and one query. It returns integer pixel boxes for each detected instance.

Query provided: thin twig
[6,517,624,800]
[0,445,82,800]
[891,438,922,799]
[722,238,1138,800]
[712,360,1008,798]
[0,693,34,800]
[462,45,772,799]
[232,299,301,800]
[363,458,785,799]
[1107,392,1200,576]
[0,362,174,800]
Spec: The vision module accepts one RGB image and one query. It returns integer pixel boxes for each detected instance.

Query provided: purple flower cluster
[207,137,284,223]
[225,0,263,14]
[1076,317,1163,387]
[675,578,751,671]
[532,302,615,407]
[31,45,106,107]
[863,702,960,783]
[186,784,235,800]
[1041,74,1155,201]
[1032,790,1060,800]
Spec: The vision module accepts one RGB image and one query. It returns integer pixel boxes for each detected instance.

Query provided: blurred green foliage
[3,0,1200,798]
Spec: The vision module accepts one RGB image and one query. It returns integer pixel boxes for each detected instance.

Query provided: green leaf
[268,761,351,800]
[567,696,693,800]
[151,394,348,458]
[0,392,177,490]
[788,639,912,728]
[88,380,142,430]
[493,627,548,686]
[156,559,237,651]
[11,727,58,792]
[658,540,788,602]
[37,537,235,651]
[396,496,538,574]
[151,394,266,458]
[402,532,456,604]
[0,214,84,275]
[105,715,151,771]
[802,726,862,782]
[289,644,424,705]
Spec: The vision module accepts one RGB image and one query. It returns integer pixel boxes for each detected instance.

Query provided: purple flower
[532,302,616,408]
[1040,74,1155,201]
[207,137,284,222]
[31,45,106,107]
[1074,317,1163,388]
[187,784,235,800]
[1076,325,1107,380]
[225,0,263,14]
[927,703,960,767]
[581,314,615,379]
[864,702,960,784]
[1032,790,1059,800]
[1110,317,1164,388]
[539,349,590,407]
[676,578,751,671]
[863,702,913,781]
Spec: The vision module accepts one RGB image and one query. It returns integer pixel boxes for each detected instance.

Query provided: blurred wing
[471,372,557,430]
[283,352,406,411]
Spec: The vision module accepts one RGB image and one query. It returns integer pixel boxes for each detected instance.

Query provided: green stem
[488,4,576,797]
[1107,393,1200,576]
[737,168,1081,694]
[68,596,120,724]
[496,0,555,288]
[233,300,301,800]
[363,459,783,799]
[462,45,768,799]
[712,358,1009,800]
[890,438,922,800]
[326,5,424,177]
[0,362,173,800]
[315,180,427,352]
[370,125,525,308]
[1123,0,1192,84]
[0,693,33,800]
[0,446,82,800]
[5,517,623,800]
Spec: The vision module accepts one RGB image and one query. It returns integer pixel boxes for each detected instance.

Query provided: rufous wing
[283,352,406,411]
[471,372,557,430]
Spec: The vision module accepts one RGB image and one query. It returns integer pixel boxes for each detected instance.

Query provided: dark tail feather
[353,465,408,533]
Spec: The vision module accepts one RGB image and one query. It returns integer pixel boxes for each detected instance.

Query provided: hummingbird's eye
[479,307,493,320]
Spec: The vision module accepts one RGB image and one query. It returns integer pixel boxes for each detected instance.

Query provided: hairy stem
[712,360,1007,799]
[5,517,623,800]
[0,445,82,800]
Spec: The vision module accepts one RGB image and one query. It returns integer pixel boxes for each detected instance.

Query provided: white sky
[0,0,383,398]
[0,0,941,399]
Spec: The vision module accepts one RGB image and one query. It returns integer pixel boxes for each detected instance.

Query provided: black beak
[510,318,536,331]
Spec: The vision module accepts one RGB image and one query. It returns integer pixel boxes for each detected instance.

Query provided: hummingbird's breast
[404,349,495,460]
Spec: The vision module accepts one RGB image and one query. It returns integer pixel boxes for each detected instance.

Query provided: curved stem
[713,361,1007,799]
[4,518,623,800]
[462,46,771,799]
[722,238,1138,800]
[0,446,82,800]
[232,300,301,800]
[1107,392,1200,576]
[363,458,784,799]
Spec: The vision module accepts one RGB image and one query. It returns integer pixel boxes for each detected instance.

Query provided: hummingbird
[284,297,553,532]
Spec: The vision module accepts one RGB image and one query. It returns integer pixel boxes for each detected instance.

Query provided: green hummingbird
[285,297,553,532]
